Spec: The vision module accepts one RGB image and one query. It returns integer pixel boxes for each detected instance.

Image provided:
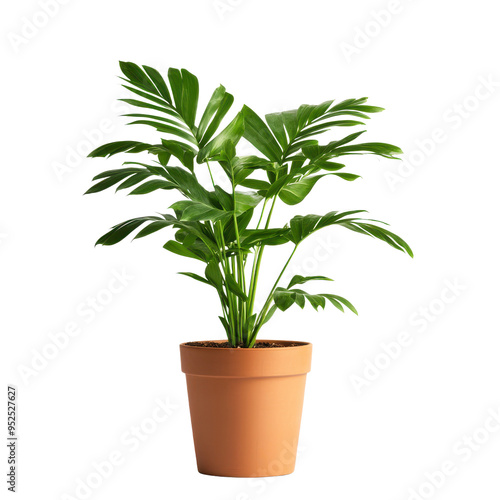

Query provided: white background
[2,1,500,499]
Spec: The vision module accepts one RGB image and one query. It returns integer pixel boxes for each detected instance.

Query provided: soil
[185,341,303,349]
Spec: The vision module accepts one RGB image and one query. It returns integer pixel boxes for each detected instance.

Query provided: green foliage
[86,62,413,347]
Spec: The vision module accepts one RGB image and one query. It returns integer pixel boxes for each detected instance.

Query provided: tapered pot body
[179,340,312,477]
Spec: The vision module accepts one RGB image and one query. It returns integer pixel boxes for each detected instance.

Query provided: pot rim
[180,339,311,350]
[180,340,312,377]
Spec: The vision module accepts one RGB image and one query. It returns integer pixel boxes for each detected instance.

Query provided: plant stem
[255,198,268,230]
[249,244,298,347]
[216,221,238,346]
[205,159,216,188]
[247,198,268,314]
[231,169,247,345]
[247,195,278,315]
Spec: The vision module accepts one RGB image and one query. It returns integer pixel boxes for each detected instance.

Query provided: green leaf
[116,172,152,191]
[304,292,325,310]
[287,210,412,257]
[289,213,321,244]
[298,120,364,141]
[310,160,345,172]
[85,172,133,194]
[285,139,320,158]
[316,131,367,158]
[129,179,176,195]
[342,222,414,257]
[333,142,402,159]
[322,294,358,314]
[332,172,361,181]
[96,217,161,246]
[241,105,282,162]
[181,69,199,128]
[223,208,254,242]
[315,210,368,231]
[240,228,289,247]
[197,112,245,162]
[127,120,197,144]
[120,98,178,118]
[161,165,210,202]
[287,275,333,288]
[232,156,273,184]
[297,104,315,129]
[161,140,197,171]
[279,175,325,205]
[219,316,231,336]
[198,89,235,147]
[273,287,355,314]
[234,191,263,213]
[164,240,205,261]
[351,105,385,113]
[142,65,172,103]
[119,61,157,95]
[158,151,170,166]
[134,220,173,239]
[168,217,218,252]
[273,288,296,311]
[167,68,183,113]
[281,110,299,141]
[288,210,364,244]
[197,85,227,140]
[166,68,199,129]
[260,173,290,199]
[309,100,334,122]
[263,305,278,324]
[171,200,230,222]
[178,272,211,286]
[225,274,248,301]
[214,186,234,211]
[238,178,271,190]
[244,313,257,337]
[88,141,156,158]
[123,113,188,130]
[265,113,288,150]
[122,84,171,108]
[93,167,144,180]
[294,291,306,308]
[205,260,224,287]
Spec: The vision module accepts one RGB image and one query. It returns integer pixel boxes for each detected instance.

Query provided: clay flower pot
[180,340,312,477]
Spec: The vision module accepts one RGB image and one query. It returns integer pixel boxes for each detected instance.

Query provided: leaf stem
[249,244,298,346]
[247,195,278,315]
[231,166,247,344]
[255,198,268,230]
[205,159,216,189]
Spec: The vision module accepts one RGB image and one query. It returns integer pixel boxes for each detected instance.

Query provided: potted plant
[86,62,412,477]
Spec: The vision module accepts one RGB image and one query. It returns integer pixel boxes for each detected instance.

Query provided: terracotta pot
[179,339,312,477]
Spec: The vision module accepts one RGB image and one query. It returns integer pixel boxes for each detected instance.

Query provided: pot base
[198,469,295,478]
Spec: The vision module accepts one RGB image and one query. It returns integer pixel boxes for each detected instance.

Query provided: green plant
[86,62,412,348]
